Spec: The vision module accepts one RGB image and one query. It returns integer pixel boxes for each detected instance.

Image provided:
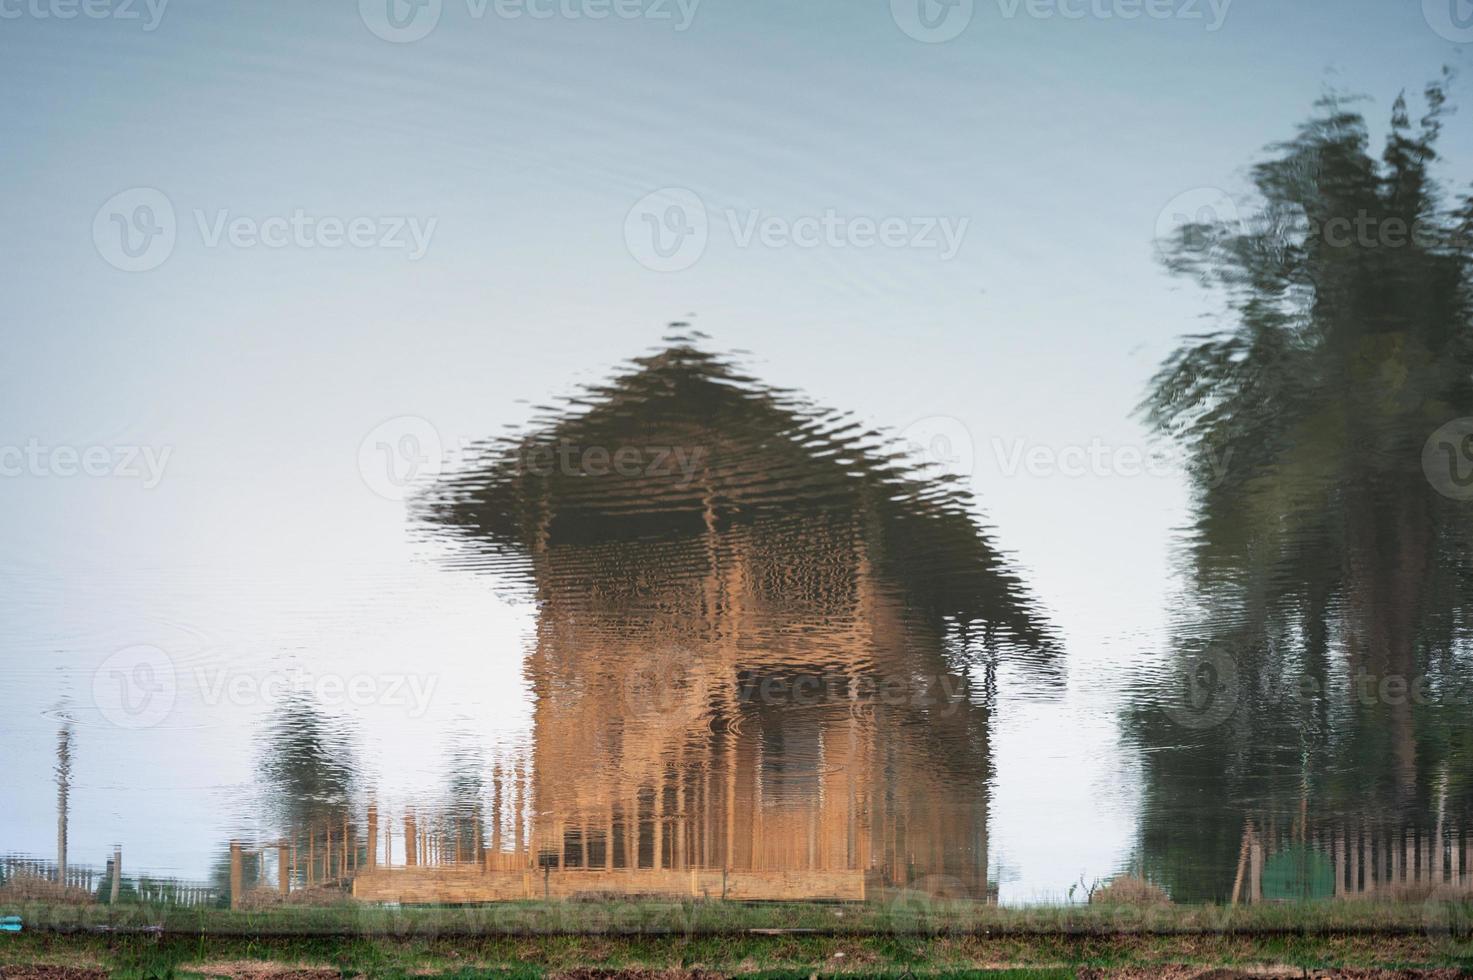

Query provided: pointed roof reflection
[419,330,1056,671]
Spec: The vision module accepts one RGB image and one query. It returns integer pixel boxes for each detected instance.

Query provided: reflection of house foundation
[353,519,995,904]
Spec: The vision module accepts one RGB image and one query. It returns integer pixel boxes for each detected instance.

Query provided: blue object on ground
[0,915,21,933]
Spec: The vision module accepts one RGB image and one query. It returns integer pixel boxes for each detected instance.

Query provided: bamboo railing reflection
[1232,812,1473,903]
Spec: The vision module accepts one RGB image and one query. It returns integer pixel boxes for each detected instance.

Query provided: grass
[8,894,1473,936]
[3,898,1473,977]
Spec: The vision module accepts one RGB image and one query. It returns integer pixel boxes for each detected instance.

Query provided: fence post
[1248,832,1262,904]
[111,847,122,904]
[229,841,243,910]
[366,805,378,870]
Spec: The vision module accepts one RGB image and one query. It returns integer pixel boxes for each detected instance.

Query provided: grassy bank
[2,927,1472,978]
[3,899,1473,978]
[7,896,1473,937]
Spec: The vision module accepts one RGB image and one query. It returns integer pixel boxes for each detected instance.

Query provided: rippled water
[5,0,1473,913]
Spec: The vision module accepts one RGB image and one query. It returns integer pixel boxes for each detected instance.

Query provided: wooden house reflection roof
[419,336,1054,659]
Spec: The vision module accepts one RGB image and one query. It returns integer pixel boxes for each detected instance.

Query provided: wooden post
[491,768,504,855]
[1361,826,1373,895]
[1348,826,1360,896]
[367,805,378,869]
[1332,830,1343,898]
[626,793,637,871]
[653,779,665,873]
[405,813,418,867]
[56,730,69,887]
[676,763,687,871]
[514,766,526,860]
[110,846,122,905]
[1230,818,1252,907]
[726,731,736,873]
[229,842,243,910]
[1249,830,1262,904]
[278,842,289,896]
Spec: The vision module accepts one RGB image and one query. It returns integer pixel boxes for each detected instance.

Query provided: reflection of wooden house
[355,339,1052,903]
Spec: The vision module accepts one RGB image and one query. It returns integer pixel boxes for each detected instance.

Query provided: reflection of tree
[440,736,486,864]
[256,695,360,853]
[1130,76,1473,899]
